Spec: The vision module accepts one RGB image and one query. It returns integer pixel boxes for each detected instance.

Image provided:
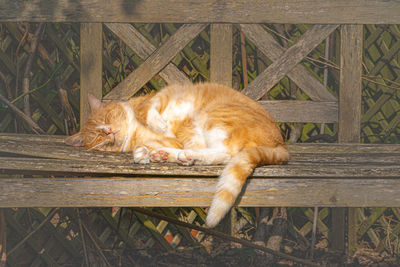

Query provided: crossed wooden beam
[103,23,337,103]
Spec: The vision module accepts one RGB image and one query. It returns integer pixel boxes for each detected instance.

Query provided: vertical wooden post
[332,24,363,253]
[210,24,233,234]
[80,23,103,126]
[210,24,233,87]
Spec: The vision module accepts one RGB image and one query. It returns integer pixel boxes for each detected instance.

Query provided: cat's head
[65,95,129,151]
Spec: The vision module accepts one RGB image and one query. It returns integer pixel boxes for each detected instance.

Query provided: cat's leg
[133,137,183,164]
[146,97,168,133]
[177,148,231,166]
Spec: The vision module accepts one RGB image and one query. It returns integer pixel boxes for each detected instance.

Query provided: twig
[75,209,89,267]
[362,76,400,91]
[0,71,12,100]
[310,207,318,259]
[131,207,320,267]
[21,23,44,116]
[7,208,58,256]
[81,219,113,267]
[0,209,6,267]
[11,61,63,104]
[0,93,45,134]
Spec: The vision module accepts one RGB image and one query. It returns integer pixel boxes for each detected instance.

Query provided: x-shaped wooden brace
[103,23,208,100]
[239,24,338,101]
[103,23,337,104]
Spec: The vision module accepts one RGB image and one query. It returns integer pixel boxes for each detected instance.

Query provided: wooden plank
[104,23,190,85]
[238,24,336,102]
[242,24,338,100]
[260,101,338,123]
[210,24,232,87]
[80,23,102,125]
[336,24,363,252]
[1,137,400,163]
[104,24,207,100]
[1,177,400,207]
[1,0,400,24]
[339,25,363,143]
[1,156,400,178]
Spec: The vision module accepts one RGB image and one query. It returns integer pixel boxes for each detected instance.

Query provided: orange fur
[65,82,289,227]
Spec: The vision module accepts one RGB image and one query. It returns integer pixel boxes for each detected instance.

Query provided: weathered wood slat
[104,23,190,85]
[1,156,400,178]
[338,24,364,252]
[104,24,208,100]
[1,0,400,24]
[242,24,338,100]
[80,23,102,125]
[260,101,338,123]
[1,177,400,208]
[339,25,363,143]
[1,136,400,163]
[210,24,233,87]
[238,24,336,102]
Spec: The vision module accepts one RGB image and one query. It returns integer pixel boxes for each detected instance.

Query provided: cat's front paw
[150,149,169,163]
[133,146,150,164]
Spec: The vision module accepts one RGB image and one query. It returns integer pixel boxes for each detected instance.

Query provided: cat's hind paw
[177,151,197,166]
[150,149,169,163]
[133,146,150,164]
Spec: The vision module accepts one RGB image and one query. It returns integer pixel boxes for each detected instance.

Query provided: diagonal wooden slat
[104,23,208,100]
[242,24,338,100]
[238,24,336,101]
[105,23,190,85]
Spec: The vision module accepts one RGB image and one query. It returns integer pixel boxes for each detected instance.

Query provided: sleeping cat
[65,82,289,227]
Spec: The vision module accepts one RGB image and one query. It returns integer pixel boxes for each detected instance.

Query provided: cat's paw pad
[177,151,197,166]
[150,149,169,163]
[133,146,150,164]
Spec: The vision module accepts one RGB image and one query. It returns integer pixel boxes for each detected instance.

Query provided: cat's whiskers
[88,139,112,150]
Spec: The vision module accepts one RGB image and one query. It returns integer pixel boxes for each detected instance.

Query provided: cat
[65,82,289,227]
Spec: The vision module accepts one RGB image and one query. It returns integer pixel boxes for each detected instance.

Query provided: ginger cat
[65,82,289,227]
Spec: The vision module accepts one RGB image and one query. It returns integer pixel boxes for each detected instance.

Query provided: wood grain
[339,25,363,143]
[260,101,337,123]
[337,24,364,252]
[242,25,338,100]
[1,177,400,208]
[0,134,399,208]
[104,24,207,100]
[210,24,232,87]
[238,24,336,102]
[2,156,400,178]
[80,23,102,125]
[105,23,190,85]
[1,0,400,24]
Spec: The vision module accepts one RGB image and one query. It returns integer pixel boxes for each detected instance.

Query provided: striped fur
[65,82,289,227]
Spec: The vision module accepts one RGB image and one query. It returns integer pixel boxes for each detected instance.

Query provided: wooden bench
[1,0,400,252]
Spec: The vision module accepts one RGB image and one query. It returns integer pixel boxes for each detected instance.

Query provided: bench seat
[0,133,399,208]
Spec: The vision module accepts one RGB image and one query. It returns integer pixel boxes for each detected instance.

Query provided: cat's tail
[205,145,289,228]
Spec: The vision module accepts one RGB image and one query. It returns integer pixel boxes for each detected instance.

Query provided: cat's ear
[88,94,105,112]
[65,132,85,147]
